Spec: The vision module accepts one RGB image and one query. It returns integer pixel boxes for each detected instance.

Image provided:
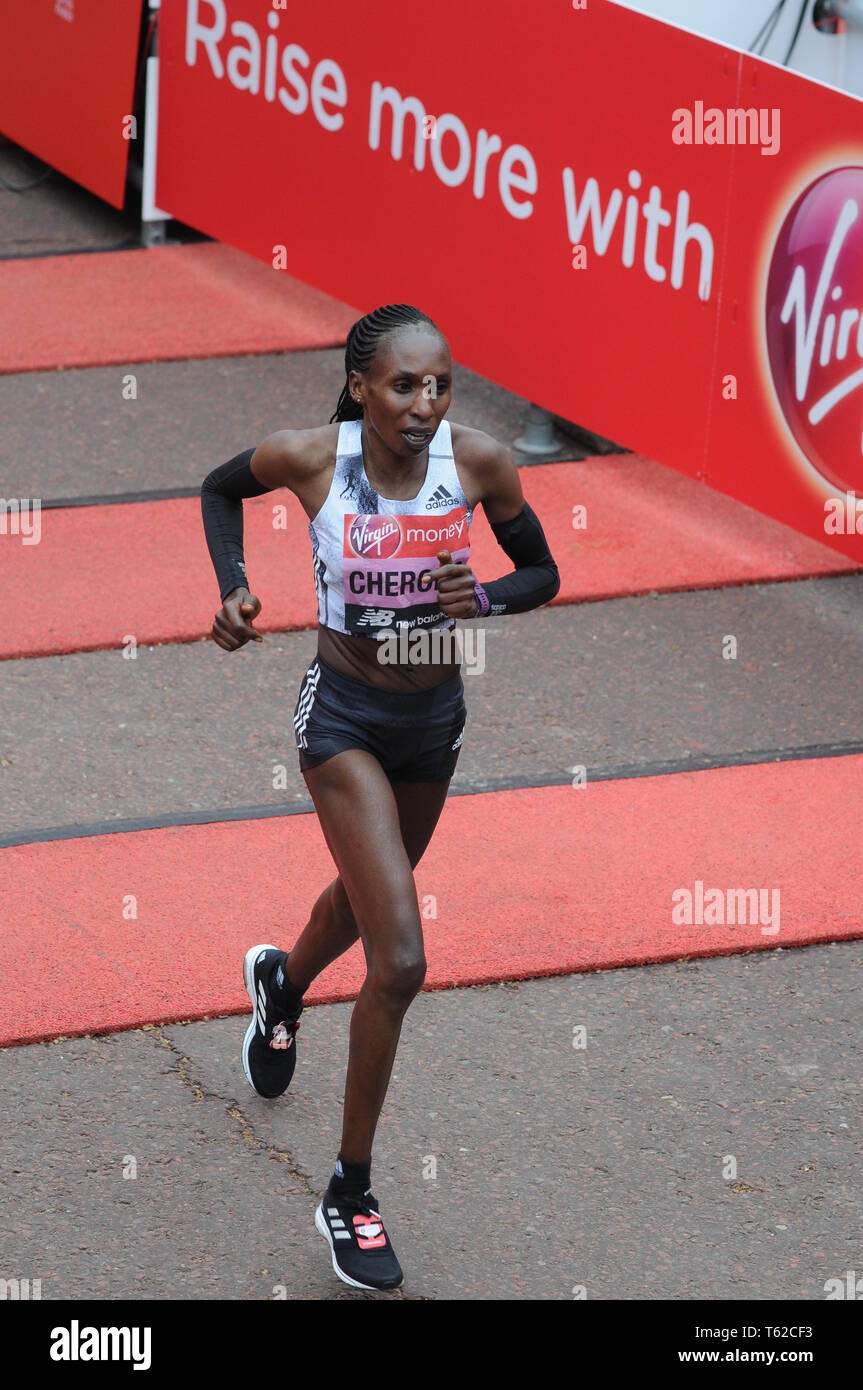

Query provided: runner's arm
[472,438,560,616]
[200,431,313,602]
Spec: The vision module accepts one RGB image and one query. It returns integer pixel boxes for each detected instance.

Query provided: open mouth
[402,429,433,445]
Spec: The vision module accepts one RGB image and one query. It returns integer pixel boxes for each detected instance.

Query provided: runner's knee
[368,931,427,1004]
[371,957,427,1004]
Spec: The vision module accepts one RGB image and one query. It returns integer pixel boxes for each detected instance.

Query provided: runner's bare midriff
[316,624,460,691]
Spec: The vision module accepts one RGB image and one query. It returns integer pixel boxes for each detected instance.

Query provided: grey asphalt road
[0,350,587,504]
[1,943,859,1300]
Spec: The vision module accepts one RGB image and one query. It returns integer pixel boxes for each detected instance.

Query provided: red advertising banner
[0,0,144,208]
[155,0,863,561]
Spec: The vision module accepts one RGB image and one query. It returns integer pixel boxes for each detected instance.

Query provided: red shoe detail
[353,1211,386,1250]
[269,1019,299,1051]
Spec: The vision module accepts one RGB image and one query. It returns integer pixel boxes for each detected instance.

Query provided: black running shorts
[293,654,467,782]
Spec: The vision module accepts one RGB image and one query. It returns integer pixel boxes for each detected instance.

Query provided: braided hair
[330,303,444,423]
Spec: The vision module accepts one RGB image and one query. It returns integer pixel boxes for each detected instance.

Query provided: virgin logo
[348,514,402,559]
[766,167,863,492]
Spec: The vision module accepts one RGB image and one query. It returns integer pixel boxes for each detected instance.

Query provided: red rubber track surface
[2,755,860,1047]
[0,244,356,373]
[3,459,856,660]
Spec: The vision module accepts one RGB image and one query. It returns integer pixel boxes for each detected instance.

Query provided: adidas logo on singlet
[425,484,455,511]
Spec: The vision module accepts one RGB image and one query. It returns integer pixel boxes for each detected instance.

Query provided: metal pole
[141,0,168,246]
[514,404,564,458]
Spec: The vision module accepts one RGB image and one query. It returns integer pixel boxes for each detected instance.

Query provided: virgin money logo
[766,167,863,492]
[348,515,402,559]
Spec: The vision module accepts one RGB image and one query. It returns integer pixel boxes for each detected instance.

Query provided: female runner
[201,303,560,1290]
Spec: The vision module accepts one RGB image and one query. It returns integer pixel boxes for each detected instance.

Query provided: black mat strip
[2,738,860,849]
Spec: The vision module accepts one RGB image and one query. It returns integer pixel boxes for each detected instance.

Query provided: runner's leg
[297,748,450,1162]
[285,765,450,994]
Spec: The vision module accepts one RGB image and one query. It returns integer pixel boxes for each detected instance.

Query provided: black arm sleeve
[200,448,272,602]
[479,501,560,615]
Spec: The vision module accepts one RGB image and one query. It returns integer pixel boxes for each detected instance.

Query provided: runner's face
[353,328,453,456]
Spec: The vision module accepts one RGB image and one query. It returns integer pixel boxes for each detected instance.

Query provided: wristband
[473,582,491,617]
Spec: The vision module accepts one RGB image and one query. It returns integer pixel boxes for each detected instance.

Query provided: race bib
[342,506,469,636]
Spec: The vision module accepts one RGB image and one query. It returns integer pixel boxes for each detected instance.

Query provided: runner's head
[330,304,452,456]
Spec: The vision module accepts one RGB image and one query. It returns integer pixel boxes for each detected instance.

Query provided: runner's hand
[211,587,263,650]
[428,549,479,619]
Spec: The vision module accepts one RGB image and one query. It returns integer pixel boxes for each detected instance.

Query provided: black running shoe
[315,1185,404,1290]
[242,944,302,1098]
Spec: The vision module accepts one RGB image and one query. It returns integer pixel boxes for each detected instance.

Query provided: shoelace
[350,1194,385,1226]
[269,1017,300,1051]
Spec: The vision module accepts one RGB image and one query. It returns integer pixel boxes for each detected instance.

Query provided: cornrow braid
[330,303,443,423]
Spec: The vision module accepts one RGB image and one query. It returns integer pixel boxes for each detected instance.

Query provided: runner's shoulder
[251,423,340,492]
[450,417,511,472]
[449,421,516,486]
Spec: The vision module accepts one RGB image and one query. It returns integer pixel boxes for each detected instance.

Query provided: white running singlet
[308,418,474,638]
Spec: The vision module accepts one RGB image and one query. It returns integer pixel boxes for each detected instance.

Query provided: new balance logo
[355,608,396,628]
[425,484,455,511]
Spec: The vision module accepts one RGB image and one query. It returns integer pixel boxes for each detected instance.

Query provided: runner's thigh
[302,749,426,970]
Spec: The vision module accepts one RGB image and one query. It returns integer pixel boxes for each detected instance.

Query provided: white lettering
[226,21,260,94]
[279,44,310,115]
[310,59,347,131]
[562,169,712,300]
[185,0,225,76]
[780,198,862,426]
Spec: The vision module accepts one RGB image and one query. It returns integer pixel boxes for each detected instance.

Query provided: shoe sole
[314,1201,404,1291]
[242,943,279,1095]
